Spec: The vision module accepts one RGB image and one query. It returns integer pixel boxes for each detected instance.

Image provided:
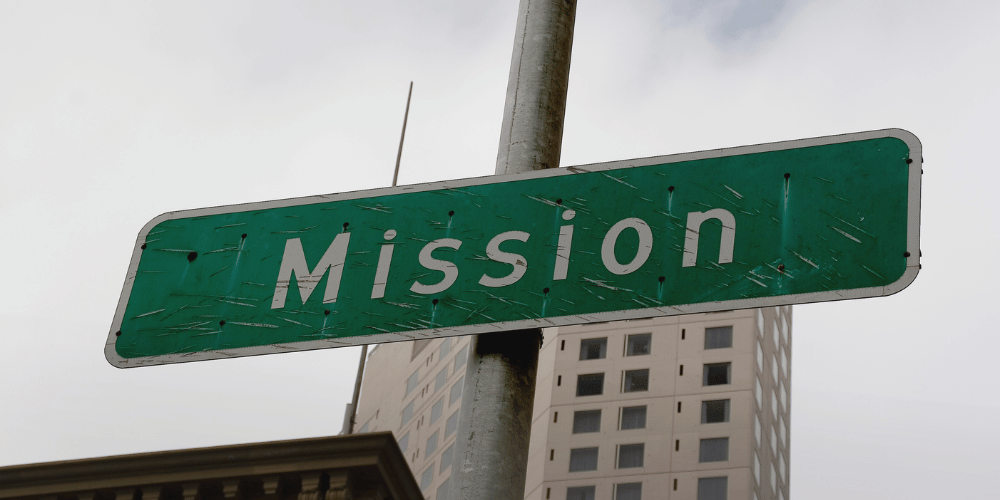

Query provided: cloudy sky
[2,1,998,498]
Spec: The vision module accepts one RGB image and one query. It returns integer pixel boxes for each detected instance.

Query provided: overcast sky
[2,1,998,498]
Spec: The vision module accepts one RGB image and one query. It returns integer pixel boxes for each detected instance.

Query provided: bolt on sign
[107,129,921,367]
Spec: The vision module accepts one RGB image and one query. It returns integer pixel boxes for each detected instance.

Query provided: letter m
[271,234,351,309]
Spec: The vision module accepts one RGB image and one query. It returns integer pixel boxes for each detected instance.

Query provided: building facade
[353,307,792,500]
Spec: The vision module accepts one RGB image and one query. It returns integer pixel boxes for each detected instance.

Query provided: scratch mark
[828,225,862,243]
[217,299,256,307]
[355,204,392,213]
[272,226,319,234]
[722,185,743,199]
[788,249,820,269]
[386,301,421,310]
[581,277,632,292]
[133,309,165,319]
[209,265,231,277]
[229,322,279,328]
[861,265,885,280]
[205,247,239,255]
[523,194,560,207]
[601,173,637,189]
[821,210,874,237]
[276,317,312,327]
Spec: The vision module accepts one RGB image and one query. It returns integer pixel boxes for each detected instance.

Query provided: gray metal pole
[451,1,576,499]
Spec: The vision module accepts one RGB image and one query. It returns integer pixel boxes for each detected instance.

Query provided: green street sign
[107,129,921,367]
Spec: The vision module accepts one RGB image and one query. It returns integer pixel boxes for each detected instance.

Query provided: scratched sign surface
[107,129,921,367]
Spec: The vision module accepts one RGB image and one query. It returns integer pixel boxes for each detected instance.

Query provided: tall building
[353,306,792,500]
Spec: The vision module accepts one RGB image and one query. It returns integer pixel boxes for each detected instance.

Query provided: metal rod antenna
[451,2,576,499]
[393,81,414,188]
[345,81,414,435]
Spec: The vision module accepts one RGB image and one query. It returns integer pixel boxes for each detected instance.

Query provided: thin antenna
[346,82,413,435]
[392,81,413,187]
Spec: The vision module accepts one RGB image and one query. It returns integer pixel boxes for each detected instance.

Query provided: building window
[756,309,764,336]
[445,410,460,437]
[705,326,733,349]
[625,333,651,356]
[699,438,729,462]
[755,377,763,408]
[398,432,409,453]
[770,426,778,456]
[436,477,450,500]
[780,380,788,412]
[431,399,444,424]
[622,369,649,392]
[450,376,465,405]
[358,420,370,433]
[426,430,439,456]
[440,337,452,360]
[572,410,601,434]
[421,465,434,491]
[754,452,760,484]
[701,399,730,423]
[405,369,419,396]
[454,345,469,372]
[697,477,727,500]
[619,405,647,430]
[778,414,787,444]
[756,343,764,371]
[440,442,454,472]
[754,414,761,444]
[412,339,432,360]
[401,400,415,426]
[580,338,608,360]
[616,443,644,468]
[703,362,731,386]
[569,447,599,472]
[435,366,449,393]
[566,486,595,500]
[576,373,604,396]
[614,482,642,500]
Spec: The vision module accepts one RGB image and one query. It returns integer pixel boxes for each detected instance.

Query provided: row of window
[405,342,470,398]
[564,476,727,500]
[572,325,734,361]
[419,441,456,492]
[566,437,729,473]
[400,344,469,430]
[567,399,730,434]
[398,408,460,456]
[572,361,732,397]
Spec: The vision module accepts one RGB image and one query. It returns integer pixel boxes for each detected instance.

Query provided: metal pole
[451,1,576,499]
[345,344,367,434]
[393,81,414,187]
[346,82,413,435]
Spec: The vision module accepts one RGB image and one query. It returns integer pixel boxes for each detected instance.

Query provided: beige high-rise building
[353,307,792,500]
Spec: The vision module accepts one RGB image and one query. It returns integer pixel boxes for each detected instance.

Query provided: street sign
[107,129,921,367]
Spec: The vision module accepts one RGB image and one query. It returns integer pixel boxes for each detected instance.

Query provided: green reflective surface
[115,136,913,359]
